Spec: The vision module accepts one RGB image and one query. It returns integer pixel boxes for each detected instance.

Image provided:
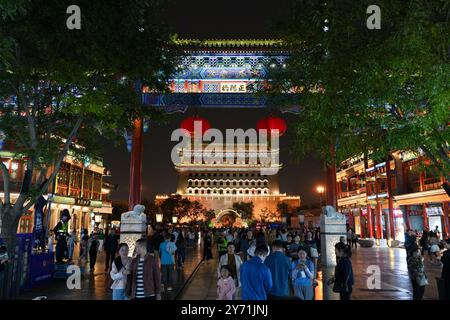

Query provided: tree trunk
[0,205,21,299]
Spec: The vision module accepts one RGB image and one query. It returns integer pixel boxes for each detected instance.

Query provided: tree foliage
[0,0,179,270]
[270,0,449,180]
[232,201,254,220]
[159,194,209,224]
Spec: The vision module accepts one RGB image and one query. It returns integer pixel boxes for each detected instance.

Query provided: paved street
[18,245,204,300]
[180,246,443,300]
[17,244,444,300]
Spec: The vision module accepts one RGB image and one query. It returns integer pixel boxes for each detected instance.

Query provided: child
[217,265,236,300]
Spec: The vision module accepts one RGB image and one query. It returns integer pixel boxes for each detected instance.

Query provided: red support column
[405,205,411,230]
[348,208,354,229]
[376,201,383,239]
[326,144,338,208]
[422,203,429,231]
[359,208,365,238]
[386,158,396,240]
[128,118,143,211]
[443,202,450,239]
[367,204,374,238]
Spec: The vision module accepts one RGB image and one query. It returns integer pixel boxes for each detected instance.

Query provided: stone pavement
[346,246,440,300]
[179,246,444,300]
[18,245,204,300]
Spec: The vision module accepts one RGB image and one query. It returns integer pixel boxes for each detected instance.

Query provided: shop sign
[426,206,443,216]
[220,82,247,93]
[75,198,91,206]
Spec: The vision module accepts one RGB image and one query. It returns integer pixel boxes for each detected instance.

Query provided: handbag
[418,274,429,286]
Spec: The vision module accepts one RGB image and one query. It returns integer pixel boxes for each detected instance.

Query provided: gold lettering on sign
[220,82,247,93]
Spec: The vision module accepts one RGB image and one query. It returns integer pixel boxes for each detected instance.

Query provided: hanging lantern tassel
[143,119,150,133]
[124,130,132,152]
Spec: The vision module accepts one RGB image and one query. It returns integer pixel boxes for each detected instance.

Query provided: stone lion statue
[323,205,345,221]
[121,204,146,221]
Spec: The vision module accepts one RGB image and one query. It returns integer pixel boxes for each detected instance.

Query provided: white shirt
[110,257,131,290]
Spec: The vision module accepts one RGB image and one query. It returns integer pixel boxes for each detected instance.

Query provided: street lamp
[94,214,102,228]
[172,216,178,224]
[156,213,163,223]
[316,185,325,207]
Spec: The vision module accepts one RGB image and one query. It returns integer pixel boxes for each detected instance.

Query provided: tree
[270,0,449,191]
[159,195,208,224]
[0,0,178,297]
[277,202,290,216]
[112,201,129,221]
[259,207,281,223]
[232,201,254,220]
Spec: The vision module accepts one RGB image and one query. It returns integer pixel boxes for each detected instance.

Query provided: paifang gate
[128,39,338,215]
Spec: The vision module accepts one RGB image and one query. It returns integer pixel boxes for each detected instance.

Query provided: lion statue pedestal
[320,206,347,300]
[119,204,147,257]
[320,206,347,268]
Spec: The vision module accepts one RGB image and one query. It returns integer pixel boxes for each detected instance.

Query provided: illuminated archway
[213,209,247,228]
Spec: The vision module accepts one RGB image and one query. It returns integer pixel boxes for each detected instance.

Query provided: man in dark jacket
[264,240,291,299]
[104,229,118,271]
[240,246,272,300]
[239,230,253,262]
[441,242,450,299]
[53,209,71,263]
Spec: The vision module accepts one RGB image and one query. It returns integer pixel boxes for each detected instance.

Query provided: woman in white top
[110,243,132,300]
[217,243,243,287]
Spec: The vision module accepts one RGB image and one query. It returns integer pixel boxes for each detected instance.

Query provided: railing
[338,187,366,199]
[56,185,69,197]
[407,177,442,193]
[423,177,442,191]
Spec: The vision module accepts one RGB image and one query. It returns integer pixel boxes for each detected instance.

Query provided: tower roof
[174,38,289,54]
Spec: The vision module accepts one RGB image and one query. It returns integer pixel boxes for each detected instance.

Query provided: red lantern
[256,116,287,136]
[180,116,211,136]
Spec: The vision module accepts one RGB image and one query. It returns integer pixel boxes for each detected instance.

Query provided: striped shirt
[135,258,145,298]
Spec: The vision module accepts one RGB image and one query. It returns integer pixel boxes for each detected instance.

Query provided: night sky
[102,0,325,206]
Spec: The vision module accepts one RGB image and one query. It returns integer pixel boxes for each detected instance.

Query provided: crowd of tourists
[404,227,450,300]
[1,221,449,301]
[206,227,355,301]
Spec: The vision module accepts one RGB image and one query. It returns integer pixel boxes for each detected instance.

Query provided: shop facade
[337,151,449,242]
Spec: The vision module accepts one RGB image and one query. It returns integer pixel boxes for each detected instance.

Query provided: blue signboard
[28,252,54,288]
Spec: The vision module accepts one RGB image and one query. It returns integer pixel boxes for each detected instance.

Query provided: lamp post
[94,214,102,228]
[316,185,325,208]
[172,216,178,225]
[156,213,163,223]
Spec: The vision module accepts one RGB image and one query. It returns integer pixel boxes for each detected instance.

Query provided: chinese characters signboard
[220,82,247,93]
